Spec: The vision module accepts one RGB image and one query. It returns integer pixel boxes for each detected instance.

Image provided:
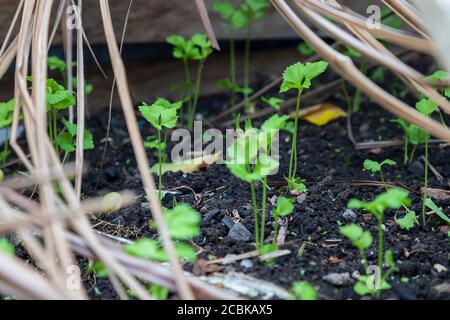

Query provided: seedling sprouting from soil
[280,61,328,192]
[139,98,181,200]
[166,34,212,130]
[232,0,270,110]
[125,204,200,263]
[272,196,294,246]
[56,117,94,161]
[213,1,243,108]
[363,158,396,190]
[226,114,288,249]
[48,56,93,95]
[348,188,410,296]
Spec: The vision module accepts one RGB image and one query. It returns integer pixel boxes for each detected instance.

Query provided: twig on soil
[420,155,444,181]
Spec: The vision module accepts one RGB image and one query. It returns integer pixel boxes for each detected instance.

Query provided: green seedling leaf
[149,284,169,300]
[280,61,328,93]
[354,276,391,296]
[286,177,307,193]
[88,261,109,278]
[161,204,201,240]
[261,96,284,111]
[261,114,289,131]
[407,125,428,145]
[416,98,438,117]
[425,198,450,223]
[363,159,396,173]
[0,99,15,128]
[139,102,178,130]
[282,121,295,135]
[48,56,67,74]
[274,196,294,217]
[213,1,236,20]
[125,238,168,262]
[384,249,397,270]
[339,224,373,250]
[0,238,14,256]
[292,281,317,300]
[426,70,450,98]
[348,188,411,218]
[144,138,166,151]
[370,67,385,82]
[345,47,362,58]
[297,42,315,57]
[396,211,418,230]
[56,118,94,152]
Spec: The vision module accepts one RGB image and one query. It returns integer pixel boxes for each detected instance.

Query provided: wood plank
[0,0,374,44]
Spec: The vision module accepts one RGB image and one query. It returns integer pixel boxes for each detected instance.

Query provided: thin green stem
[157,129,163,201]
[289,90,302,183]
[421,137,429,226]
[403,134,409,165]
[250,182,260,248]
[2,127,9,166]
[360,250,369,274]
[53,110,59,155]
[377,217,383,279]
[379,170,388,191]
[260,177,267,244]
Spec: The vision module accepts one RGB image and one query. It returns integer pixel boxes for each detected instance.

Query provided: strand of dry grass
[98,0,194,299]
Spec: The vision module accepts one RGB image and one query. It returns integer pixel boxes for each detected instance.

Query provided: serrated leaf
[274,196,294,217]
[125,239,168,262]
[416,98,438,117]
[261,96,284,111]
[297,42,315,56]
[339,224,373,250]
[139,103,178,130]
[213,1,236,20]
[162,204,201,240]
[280,61,328,93]
[48,56,66,74]
[56,132,76,152]
[396,211,418,230]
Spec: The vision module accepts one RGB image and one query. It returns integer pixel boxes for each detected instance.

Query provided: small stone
[433,263,447,273]
[322,272,353,286]
[228,223,252,243]
[204,208,220,222]
[362,213,372,222]
[342,209,357,221]
[432,283,450,295]
[240,259,254,269]
[296,193,306,204]
[221,215,234,229]
[408,160,424,177]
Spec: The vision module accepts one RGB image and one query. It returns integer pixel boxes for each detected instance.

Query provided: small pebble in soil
[240,259,254,269]
[228,222,252,243]
[203,208,220,223]
[342,208,357,222]
[296,193,307,204]
[322,272,353,286]
[408,160,424,177]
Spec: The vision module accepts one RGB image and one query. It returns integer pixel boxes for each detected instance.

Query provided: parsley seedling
[126,204,200,262]
[226,114,289,249]
[139,98,181,200]
[280,61,328,192]
[166,34,212,130]
[348,188,410,296]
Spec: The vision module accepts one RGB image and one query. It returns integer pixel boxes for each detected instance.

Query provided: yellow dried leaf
[152,153,220,175]
[296,103,347,126]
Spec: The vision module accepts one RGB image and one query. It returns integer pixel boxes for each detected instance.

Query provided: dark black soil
[79,93,450,300]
